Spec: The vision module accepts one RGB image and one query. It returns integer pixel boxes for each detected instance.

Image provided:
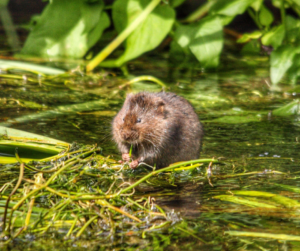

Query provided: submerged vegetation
[0,132,217,245]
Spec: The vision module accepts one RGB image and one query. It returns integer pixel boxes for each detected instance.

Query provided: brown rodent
[112,92,204,169]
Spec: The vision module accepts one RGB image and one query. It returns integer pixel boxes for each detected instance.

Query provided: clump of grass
[0,143,217,243]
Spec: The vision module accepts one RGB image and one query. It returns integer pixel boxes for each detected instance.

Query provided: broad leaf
[0,59,65,75]
[113,0,175,66]
[251,0,263,11]
[286,15,300,45]
[169,0,185,7]
[286,54,300,84]
[272,99,300,116]
[0,126,69,163]
[259,4,274,26]
[237,30,262,43]
[174,24,197,49]
[210,0,253,16]
[261,25,285,49]
[270,45,300,84]
[189,16,223,68]
[241,40,261,54]
[21,0,110,58]
[290,0,300,7]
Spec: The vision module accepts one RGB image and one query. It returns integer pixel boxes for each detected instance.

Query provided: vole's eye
[136,118,141,123]
[122,117,125,122]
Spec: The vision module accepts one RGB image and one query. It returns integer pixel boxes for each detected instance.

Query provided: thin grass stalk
[75,215,98,237]
[183,0,213,23]
[126,76,167,88]
[225,231,300,241]
[24,197,35,230]
[66,216,79,238]
[2,162,24,235]
[86,0,161,72]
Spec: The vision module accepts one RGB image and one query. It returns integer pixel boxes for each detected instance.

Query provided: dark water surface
[1,54,300,250]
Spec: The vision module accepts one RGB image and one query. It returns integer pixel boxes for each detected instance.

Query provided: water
[1,53,300,250]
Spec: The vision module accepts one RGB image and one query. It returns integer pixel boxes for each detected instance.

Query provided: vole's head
[113,92,166,145]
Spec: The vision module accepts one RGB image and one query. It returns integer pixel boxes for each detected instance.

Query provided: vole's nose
[122,132,130,141]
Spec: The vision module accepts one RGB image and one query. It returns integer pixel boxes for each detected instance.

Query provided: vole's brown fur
[112,92,204,169]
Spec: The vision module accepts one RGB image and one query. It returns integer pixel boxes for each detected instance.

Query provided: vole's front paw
[130,159,139,169]
[122,153,130,162]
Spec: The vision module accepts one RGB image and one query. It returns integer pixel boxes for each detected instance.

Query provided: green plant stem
[86,0,161,72]
[247,9,262,30]
[66,216,79,238]
[3,163,24,234]
[75,215,98,237]
[280,0,286,41]
[183,1,214,23]
[126,75,167,88]
[225,231,300,241]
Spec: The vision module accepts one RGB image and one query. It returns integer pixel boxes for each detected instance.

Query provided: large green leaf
[21,0,110,58]
[270,45,300,84]
[261,25,285,49]
[290,0,300,7]
[169,0,185,7]
[0,126,69,163]
[286,15,300,45]
[189,16,223,68]
[251,0,263,11]
[258,4,274,27]
[272,99,300,116]
[210,0,253,16]
[0,59,65,75]
[174,24,196,50]
[112,0,175,66]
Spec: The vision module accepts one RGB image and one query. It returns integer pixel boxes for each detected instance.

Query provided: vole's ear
[125,93,133,100]
[156,100,165,114]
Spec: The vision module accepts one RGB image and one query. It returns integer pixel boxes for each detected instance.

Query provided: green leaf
[251,0,263,11]
[210,0,253,16]
[214,195,278,208]
[290,0,300,7]
[174,24,196,50]
[0,126,69,163]
[237,30,262,43]
[259,4,274,26]
[208,115,262,124]
[233,190,300,208]
[0,59,65,75]
[113,0,175,66]
[21,0,110,58]
[286,15,300,44]
[261,25,285,49]
[286,54,300,84]
[272,99,300,116]
[241,40,261,54]
[270,45,300,84]
[169,0,185,7]
[271,0,290,8]
[189,16,223,68]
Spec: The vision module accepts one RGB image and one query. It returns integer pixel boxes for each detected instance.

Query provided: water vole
[112,92,204,169]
